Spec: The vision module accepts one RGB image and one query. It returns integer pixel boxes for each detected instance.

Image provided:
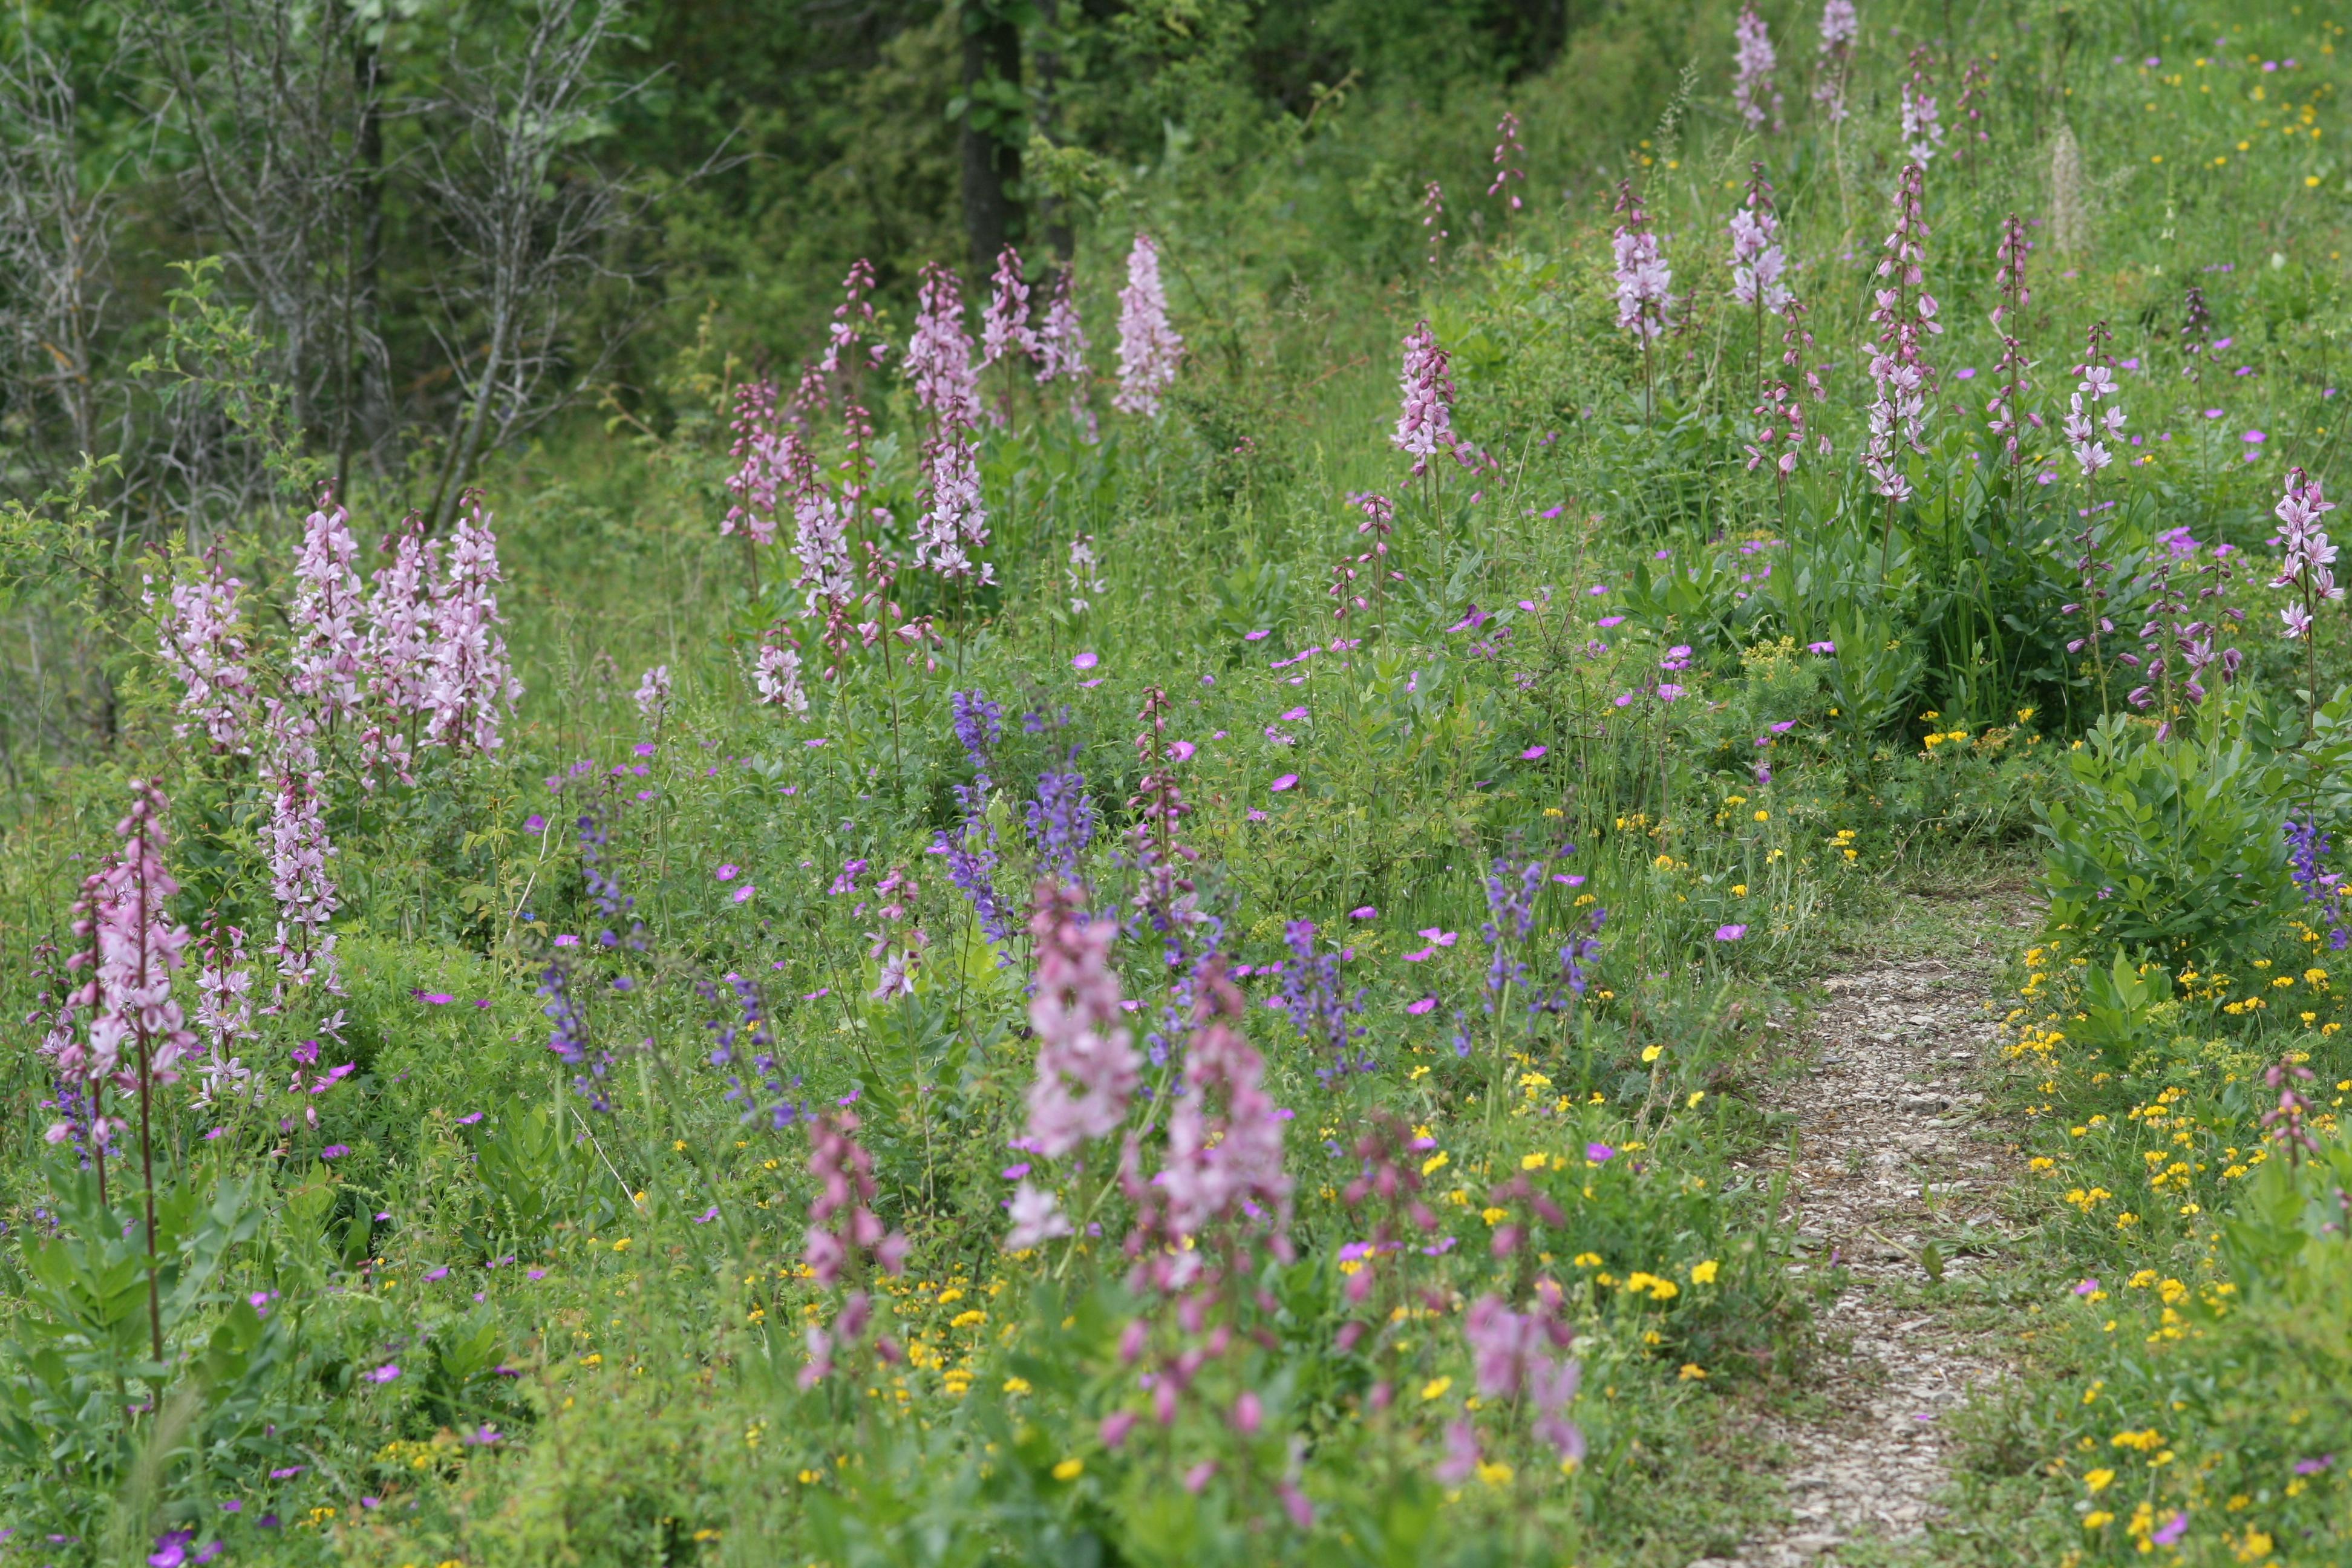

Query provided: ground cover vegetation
[0,0,2350,1564]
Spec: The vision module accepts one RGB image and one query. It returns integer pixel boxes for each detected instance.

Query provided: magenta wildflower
[1406,996,1437,1015]
[365,1363,400,1383]
[1269,773,1298,792]
[1714,924,1748,941]
[1113,234,1183,417]
[1584,1142,1614,1163]
[802,1109,908,1287]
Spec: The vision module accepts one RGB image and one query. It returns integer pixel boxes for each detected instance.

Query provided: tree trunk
[958,0,1022,276]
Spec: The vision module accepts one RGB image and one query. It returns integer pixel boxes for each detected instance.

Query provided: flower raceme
[1731,5,1782,132]
[1393,321,1469,479]
[1814,0,1857,122]
[61,780,196,1097]
[1728,174,1792,316]
[1113,233,1182,417]
[2270,466,2343,641]
[1610,182,1671,343]
[1862,163,1938,505]
[148,546,254,754]
[1022,880,1140,1161]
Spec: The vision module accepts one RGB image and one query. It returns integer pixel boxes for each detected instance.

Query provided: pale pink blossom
[1113,234,1183,417]
[148,547,255,754]
[1732,6,1782,132]
[1024,880,1140,1158]
[64,779,197,1089]
[1611,183,1671,342]
[904,263,982,429]
[1900,50,1946,163]
[913,429,991,583]
[358,512,437,788]
[1863,165,1938,503]
[288,495,367,727]
[422,498,522,754]
[1161,967,1291,1246]
[1393,321,1469,478]
[979,245,1039,371]
[1728,185,1792,315]
[721,377,783,544]
[2272,468,2345,640]
[1815,0,1857,122]
[1487,111,1526,212]
[755,638,810,714]
[1004,1180,1074,1250]
[633,665,671,726]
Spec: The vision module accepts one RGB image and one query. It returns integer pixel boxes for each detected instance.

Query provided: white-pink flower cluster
[1732,5,1782,132]
[1611,183,1672,342]
[1113,233,1183,417]
[359,514,438,788]
[1728,188,1792,315]
[634,664,671,725]
[422,500,521,755]
[149,547,255,753]
[756,638,811,714]
[905,263,982,430]
[1901,64,1946,163]
[2062,356,2126,480]
[1394,322,1471,479]
[2272,468,2343,640]
[289,497,367,727]
[192,920,260,1109]
[62,779,196,1093]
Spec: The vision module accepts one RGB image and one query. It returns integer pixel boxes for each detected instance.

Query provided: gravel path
[1696,951,2021,1567]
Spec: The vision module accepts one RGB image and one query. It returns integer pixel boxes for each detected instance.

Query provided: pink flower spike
[1406,997,1437,1016]
[1270,774,1299,792]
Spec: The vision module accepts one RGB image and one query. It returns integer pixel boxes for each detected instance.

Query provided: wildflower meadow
[2,1,2351,1564]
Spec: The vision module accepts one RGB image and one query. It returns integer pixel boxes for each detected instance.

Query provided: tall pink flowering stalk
[1952,58,1991,166]
[1863,164,1939,572]
[359,511,437,789]
[2270,468,2342,738]
[906,263,983,430]
[2061,322,2123,710]
[1612,180,1671,423]
[798,1109,910,1388]
[288,492,367,731]
[721,376,784,547]
[65,779,194,1361]
[149,545,255,754]
[1745,296,1826,505]
[1487,111,1526,217]
[1728,163,1792,397]
[1900,48,1946,163]
[633,664,671,727]
[1393,321,1469,482]
[1113,233,1183,417]
[1455,1285,1585,1468]
[1986,214,2036,469]
[260,704,346,1039]
[192,918,258,1110]
[1007,880,1142,1250]
[820,260,888,515]
[1035,268,1094,436]
[1422,181,1447,270]
[980,244,1039,426]
[1731,6,1782,132]
[1155,965,1292,1265]
[1814,0,1857,122]
[422,496,522,754]
[907,264,993,585]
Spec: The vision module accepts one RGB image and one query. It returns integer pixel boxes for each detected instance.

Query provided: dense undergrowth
[4,2,2352,1566]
